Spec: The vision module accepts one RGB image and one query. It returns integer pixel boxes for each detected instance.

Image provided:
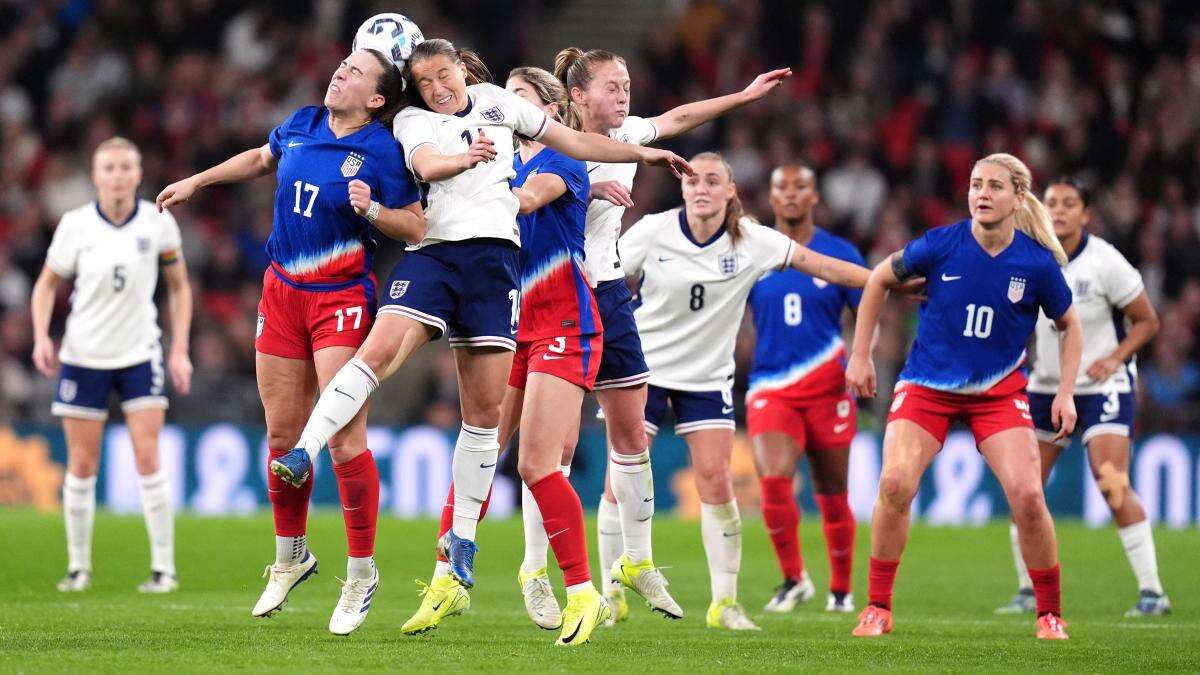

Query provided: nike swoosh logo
[343,505,362,511]
[721,406,735,414]
[658,256,674,262]
[642,497,654,503]
[636,515,652,522]
[548,528,569,539]
[722,531,741,538]
[561,617,584,643]
[941,274,962,281]
[479,462,497,469]
[431,599,444,611]
[543,355,565,360]
[287,141,303,147]
[334,387,354,400]
[833,423,849,433]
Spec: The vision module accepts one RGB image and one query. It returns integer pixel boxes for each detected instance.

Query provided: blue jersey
[898,220,1072,394]
[747,227,864,400]
[267,106,420,287]
[512,146,599,341]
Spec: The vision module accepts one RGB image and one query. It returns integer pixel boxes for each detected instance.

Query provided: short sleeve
[1101,244,1144,309]
[267,109,300,158]
[158,209,182,253]
[374,136,421,208]
[621,116,659,146]
[839,242,867,309]
[394,109,439,169]
[542,155,588,203]
[45,214,77,277]
[743,223,794,274]
[901,231,936,277]
[618,213,658,277]
[498,87,550,140]
[1037,259,1073,320]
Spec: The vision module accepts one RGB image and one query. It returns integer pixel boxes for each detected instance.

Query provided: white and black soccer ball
[352,13,424,69]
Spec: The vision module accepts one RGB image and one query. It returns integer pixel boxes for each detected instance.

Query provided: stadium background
[1,0,1199,527]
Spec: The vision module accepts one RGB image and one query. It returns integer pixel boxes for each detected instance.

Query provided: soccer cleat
[556,586,611,646]
[705,598,761,631]
[269,448,312,488]
[1036,613,1069,639]
[400,576,471,635]
[329,569,379,635]
[437,530,479,588]
[56,570,91,592]
[995,587,1036,614]
[251,551,318,617]
[1125,590,1172,617]
[137,571,179,594]
[851,605,893,637]
[826,591,855,613]
[610,554,683,619]
[763,570,816,612]
[519,567,562,630]
[602,587,629,627]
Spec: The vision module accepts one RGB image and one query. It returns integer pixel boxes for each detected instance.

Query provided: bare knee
[693,461,732,502]
[878,468,916,510]
[1010,485,1048,526]
[518,455,554,486]
[67,452,100,479]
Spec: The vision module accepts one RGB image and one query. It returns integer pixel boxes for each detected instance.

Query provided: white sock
[700,501,741,603]
[451,424,499,541]
[137,470,174,576]
[298,358,378,462]
[1118,520,1164,594]
[347,556,375,581]
[609,449,654,563]
[275,534,307,566]
[433,560,451,579]
[1010,522,1031,590]
[566,581,594,597]
[63,473,96,572]
[597,496,622,595]
[520,481,548,574]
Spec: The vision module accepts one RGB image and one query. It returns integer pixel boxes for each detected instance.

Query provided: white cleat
[252,551,318,617]
[138,571,179,594]
[610,554,683,619]
[706,598,761,631]
[57,570,91,592]
[764,570,816,612]
[329,569,379,635]
[826,591,855,612]
[519,567,563,630]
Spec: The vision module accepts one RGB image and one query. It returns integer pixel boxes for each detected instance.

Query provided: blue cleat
[437,530,479,588]
[270,448,312,488]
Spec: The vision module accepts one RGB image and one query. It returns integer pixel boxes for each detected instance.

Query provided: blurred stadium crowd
[2,0,1200,433]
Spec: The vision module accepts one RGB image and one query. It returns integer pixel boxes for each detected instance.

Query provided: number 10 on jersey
[962,303,994,338]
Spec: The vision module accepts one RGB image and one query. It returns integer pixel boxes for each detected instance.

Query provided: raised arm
[161,254,194,395]
[1086,292,1159,383]
[539,121,692,177]
[156,145,277,211]
[30,265,64,377]
[646,69,791,140]
[512,173,568,215]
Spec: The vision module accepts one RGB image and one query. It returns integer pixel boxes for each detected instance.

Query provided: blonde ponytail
[976,153,1068,266]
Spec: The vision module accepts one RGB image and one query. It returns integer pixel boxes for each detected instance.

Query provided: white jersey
[45,200,182,370]
[1028,234,1144,395]
[621,209,794,391]
[395,82,549,249]
[584,116,659,285]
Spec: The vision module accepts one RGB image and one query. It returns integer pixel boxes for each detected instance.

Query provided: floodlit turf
[2,510,1197,672]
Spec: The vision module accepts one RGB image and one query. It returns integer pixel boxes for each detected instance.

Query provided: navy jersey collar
[1066,232,1089,263]
[679,210,726,248]
[95,200,139,227]
[453,94,475,118]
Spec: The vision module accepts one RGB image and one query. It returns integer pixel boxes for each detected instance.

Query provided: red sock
[868,556,900,609]
[436,482,493,562]
[815,492,856,594]
[332,450,380,558]
[528,472,590,586]
[1028,563,1062,616]
[760,476,803,580]
[268,448,313,536]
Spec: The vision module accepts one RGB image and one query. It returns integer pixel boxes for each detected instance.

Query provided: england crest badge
[136,237,151,254]
[480,106,505,123]
[390,280,410,299]
[1007,276,1026,303]
[341,153,364,178]
[718,254,739,277]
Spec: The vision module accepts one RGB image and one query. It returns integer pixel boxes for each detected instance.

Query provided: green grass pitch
[2,510,1197,672]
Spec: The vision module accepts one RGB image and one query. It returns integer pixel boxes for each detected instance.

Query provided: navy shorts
[52,353,167,421]
[592,279,649,389]
[1030,390,1135,447]
[379,239,520,350]
[644,383,736,436]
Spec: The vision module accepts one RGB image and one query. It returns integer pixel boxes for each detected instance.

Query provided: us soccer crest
[341,153,364,178]
[480,106,505,123]
[390,280,409,299]
[718,254,739,277]
[1007,276,1026,303]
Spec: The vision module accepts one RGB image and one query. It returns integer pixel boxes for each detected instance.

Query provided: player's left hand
[169,348,193,395]
[1086,355,1121,383]
[639,148,693,178]
[348,179,372,215]
[1050,390,1077,442]
[894,276,927,300]
[742,68,793,101]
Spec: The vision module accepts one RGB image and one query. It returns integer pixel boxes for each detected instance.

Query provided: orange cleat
[851,605,893,637]
[1036,613,1069,640]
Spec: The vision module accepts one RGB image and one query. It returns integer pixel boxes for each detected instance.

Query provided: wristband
[365,200,381,223]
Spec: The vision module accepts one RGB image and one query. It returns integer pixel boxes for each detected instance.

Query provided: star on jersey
[341,153,365,178]
[1007,277,1027,303]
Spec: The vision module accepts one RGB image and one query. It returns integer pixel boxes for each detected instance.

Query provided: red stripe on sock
[333,450,380,558]
[1028,563,1062,616]
[815,492,856,594]
[529,472,590,586]
[268,448,312,536]
[868,556,900,610]
[760,476,803,580]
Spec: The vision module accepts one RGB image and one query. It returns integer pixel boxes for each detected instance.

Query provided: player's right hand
[845,352,877,398]
[156,178,197,212]
[32,337,58,378]
[590,181,634,207]
[462,129,497,170]
[348,179,372,215]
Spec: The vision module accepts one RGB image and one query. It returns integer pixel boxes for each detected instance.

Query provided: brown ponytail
[403,39,493,110]
[553,46,626,132]
[362,49,405,127]
[689,151,755,245]
[508,66,568,123]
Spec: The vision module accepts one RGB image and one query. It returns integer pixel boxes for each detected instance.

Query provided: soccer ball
[352,13,424,69]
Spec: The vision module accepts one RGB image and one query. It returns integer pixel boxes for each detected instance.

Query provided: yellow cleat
[610,554,683,619]
[400,575,470,635]
[706,597,761,631]
[602,587,629,627]
[556,585,611,647]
